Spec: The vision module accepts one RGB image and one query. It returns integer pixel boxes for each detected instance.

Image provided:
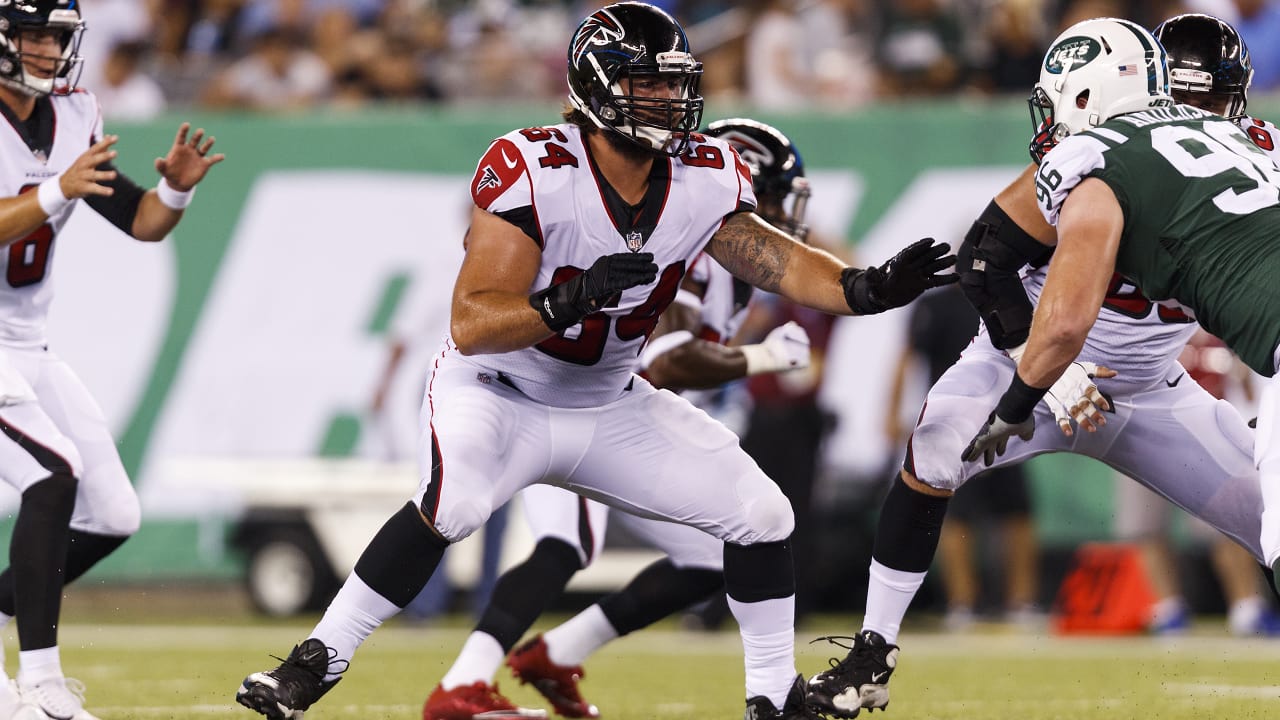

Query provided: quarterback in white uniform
[236,5,956,720]
[424,119,814,720]
[808,13,1280,720]
[0,2,222,719]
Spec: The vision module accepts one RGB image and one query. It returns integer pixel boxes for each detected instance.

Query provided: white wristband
[740,343,782,375]
[156,177,195,210]
[1006,342,1027,363]
[37,175,70,217]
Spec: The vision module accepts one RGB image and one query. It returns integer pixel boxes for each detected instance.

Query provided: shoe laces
[269,640,348,686]
[809,633,887,680]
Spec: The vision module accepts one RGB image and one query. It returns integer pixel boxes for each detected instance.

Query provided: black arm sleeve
[83,164,147,236]
[956,200,1054,350]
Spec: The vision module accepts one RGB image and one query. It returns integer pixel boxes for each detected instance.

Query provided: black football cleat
[806,631,899,719]
[744,674,822,720]
[236,638,346,719]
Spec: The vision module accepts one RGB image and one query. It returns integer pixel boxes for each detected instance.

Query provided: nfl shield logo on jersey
[625,230,646,252]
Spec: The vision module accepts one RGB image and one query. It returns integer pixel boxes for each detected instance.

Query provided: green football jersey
[1035,104,1280,376]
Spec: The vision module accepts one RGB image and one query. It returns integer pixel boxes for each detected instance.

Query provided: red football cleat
[507,636,601,719]
[423,681,547,720]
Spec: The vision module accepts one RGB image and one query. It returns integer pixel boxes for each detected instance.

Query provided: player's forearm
[646,340,747,389]
[450,291,553,355]
[0,192,53,247]
[130,191,183,242]
[779,243,851,314]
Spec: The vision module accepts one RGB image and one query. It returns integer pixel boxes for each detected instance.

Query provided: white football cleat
[16,677,100,720]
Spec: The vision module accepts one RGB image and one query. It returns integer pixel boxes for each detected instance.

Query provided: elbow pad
[957,200,1053,350]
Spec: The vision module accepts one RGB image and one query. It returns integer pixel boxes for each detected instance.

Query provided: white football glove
[1043,361,1112,435]
[740,321,811,375]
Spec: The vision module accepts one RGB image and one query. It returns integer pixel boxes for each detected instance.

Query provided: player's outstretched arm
[706,212,957,315]
[963,177,1122,464]
[131,123,225,241]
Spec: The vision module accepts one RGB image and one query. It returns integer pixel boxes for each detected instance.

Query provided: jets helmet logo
[570,9,625,67]
[1045,37,1102,75]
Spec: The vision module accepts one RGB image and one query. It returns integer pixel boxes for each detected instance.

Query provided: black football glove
[961,411,1036,466]
[842,238,958,315]
[530,252,658,331]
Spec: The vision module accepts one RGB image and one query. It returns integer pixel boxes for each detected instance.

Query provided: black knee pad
[872,476,950,573]
[353,502,449,608]
[724,539,795,603]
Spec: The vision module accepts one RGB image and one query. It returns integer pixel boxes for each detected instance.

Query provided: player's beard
[603,126,665,162]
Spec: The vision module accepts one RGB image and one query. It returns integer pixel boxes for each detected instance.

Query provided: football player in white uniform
[422,118,813,720]
[235,4,956,720]
[807,14,1280,720]
[0,2,223,719]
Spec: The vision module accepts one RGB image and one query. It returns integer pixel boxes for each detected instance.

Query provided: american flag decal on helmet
[571,8,624,67]
[1118,64,1138,76]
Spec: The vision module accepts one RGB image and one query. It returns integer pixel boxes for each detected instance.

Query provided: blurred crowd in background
[84,0,1280,120]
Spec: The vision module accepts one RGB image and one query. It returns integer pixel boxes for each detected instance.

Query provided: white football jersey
[0,90,103,348]
[1019,113,1280,388]
[462,124,756,408]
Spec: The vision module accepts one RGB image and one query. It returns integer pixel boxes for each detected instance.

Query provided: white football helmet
[1029,17,1172,160]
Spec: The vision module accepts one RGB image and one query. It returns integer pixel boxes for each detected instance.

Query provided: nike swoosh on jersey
[501,148,519,169]
[1165,373,1185,388]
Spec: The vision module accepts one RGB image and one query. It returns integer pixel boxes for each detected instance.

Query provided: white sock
[440,632,505,690]
[727,594,796,709]
[863,560,926,644]
[16,646,60,685]
[310,573,401,682]
[1261,468,1280,566]
[543,604,619,667]
[1228,596,1265,634]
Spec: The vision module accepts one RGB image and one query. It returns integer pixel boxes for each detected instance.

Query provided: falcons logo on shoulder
[475,165,502,193]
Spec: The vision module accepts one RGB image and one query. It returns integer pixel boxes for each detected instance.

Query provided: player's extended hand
[154,122,225,192]
[962,411,1036,466]
[1044,362,1116,436]
[842,238,958,314]
[58,135,120,200]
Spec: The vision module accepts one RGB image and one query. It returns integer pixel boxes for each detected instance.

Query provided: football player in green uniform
[965,17,1280,592]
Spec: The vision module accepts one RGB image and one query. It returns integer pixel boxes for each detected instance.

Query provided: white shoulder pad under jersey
[466,124,757,408]
[0,90,103,347]
[1239,115,1280,163]
[1033,130,1112,227]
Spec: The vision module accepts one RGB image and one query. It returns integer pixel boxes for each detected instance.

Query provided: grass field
[27,610,1280,720]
